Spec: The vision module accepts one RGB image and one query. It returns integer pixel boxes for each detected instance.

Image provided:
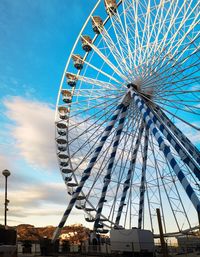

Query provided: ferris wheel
[53,0,200,240]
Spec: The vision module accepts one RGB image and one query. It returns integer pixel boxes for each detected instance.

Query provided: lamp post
[2,169,11,227]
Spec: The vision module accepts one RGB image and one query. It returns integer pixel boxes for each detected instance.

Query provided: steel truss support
[148,105,200,181]
[131,91,200,213]
[154,105,200,168]
[138,126,149,229]
[115,121,145,226]
[93,104,129,231]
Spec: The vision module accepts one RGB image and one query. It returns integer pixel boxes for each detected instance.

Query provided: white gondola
[62,168,73,174]
[81,35,92,52]
[104,0,117,15]
[56,122,67,136]
[66,73,77,87]
[96,223,103,228]
[77,195,86,201]
[64,176,72,183]
[99,218,108,222]
[96,229,109,234]
[75,200,84,209]
[59,154,69,167]
[67,182,78,187]
[58,153,69,159]
[91,16,103,34]
[67,182,77,195]
[67,187,75,195]
[56,138,67,152]
[61,89,72,103]
[58,106,69,120]
[85,213,95,222]
[59,159,69,167]
[84,207,95,212]
[72,54,84,70]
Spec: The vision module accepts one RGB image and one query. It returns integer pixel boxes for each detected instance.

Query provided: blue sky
[0,0,97,227]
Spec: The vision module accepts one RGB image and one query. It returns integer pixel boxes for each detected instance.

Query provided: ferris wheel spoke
[156,82,199,104]
[72,54,122,84]
[79,36,127,81]
[152,0,199,60]
[142,0,173,64]
[157,32,200,77]
[108,11,131,71]
[69,72,121,90]
[160,70,200,93]
[142,42,200,92]
[160,99,200,115]
[149,135,187,233]
[170,35,200,66]
[154,97,200,116]
[164,13,199,61]
[69,103,124,160]
[69,105,123,160]
[69,95,121,123]
[157,89,200,96]
[166,161,194,232]
[70,94,119,109]
[137,0,151,66]
[142,33,200,89]
[143,59,200,101]
[145,48,200,88]
[146,0,187,61]
[69,96,120,128]
[101,16,130,75]
[114,7,136,68]
[132,0,140,67]
[93,15,131,76]
[72,89,122,100]
[127,90,199,131]
[121,0,134,68]
[99,27,131,75]
[151,141,167,234]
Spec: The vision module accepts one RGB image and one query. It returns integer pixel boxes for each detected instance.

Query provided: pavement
[17,252,200,257]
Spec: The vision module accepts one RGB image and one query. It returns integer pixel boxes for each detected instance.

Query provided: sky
[0,0,97,227]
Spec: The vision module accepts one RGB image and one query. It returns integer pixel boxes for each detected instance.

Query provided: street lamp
[2,169,11,227]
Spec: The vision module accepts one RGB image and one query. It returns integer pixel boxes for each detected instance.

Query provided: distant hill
[11,224,90,244]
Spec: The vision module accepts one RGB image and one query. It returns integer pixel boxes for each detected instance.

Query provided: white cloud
[0,181,85,226]
[3,96,58,171]
[0,96,89,227]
